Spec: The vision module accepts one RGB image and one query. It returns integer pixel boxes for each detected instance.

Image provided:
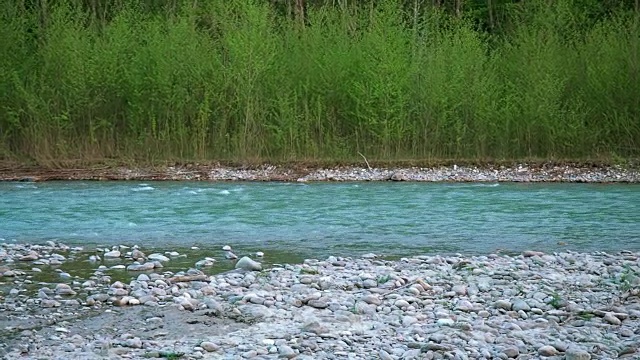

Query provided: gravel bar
[0,163,639,182]
[1,242,639,359]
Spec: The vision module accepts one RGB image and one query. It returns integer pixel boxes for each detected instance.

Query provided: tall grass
[0,0,638,165]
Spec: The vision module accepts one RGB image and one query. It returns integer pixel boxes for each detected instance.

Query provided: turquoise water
[1,181,639,258]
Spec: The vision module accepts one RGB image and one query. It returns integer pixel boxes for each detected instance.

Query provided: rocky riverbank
[1,163,639,182]
[1,242,639,359]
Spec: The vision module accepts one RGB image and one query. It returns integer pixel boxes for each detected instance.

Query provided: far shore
[0,162,639,183]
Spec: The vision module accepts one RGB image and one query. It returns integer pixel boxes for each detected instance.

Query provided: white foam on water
[219,189,231,195]
[14,184,38,189]
[193,188,218,193]
[132,186,154,192]
[457,183,500,188]
[128,222,138,227]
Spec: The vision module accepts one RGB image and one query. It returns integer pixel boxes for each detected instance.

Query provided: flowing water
[2,181,639,258]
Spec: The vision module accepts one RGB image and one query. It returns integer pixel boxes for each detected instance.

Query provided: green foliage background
[1,0,638,164]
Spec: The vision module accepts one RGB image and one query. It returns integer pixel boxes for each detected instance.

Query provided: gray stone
[19,251,39,261]
[127,262,155,271]
[362,294,382,305]
[452,284,467,295]
[235,256,262,271]
[512,299,531,312]
[538,345,558,356]
[147,253,170,262]
[55,283,77,296]
[495,299,512,310]
[302,320,329,335]
[402,349,421,359]
[363,279,378,288]
[523,250,545,257]
[131,249,146,260]
[604,312,622,325]
[502,346,519,358]
[402,316,418,326]
[201,341,219,352]
[278,345,296,358]
[455,299,474,312]
[125,337,142,348]
[379,350,394,360]
[565,348,591,360]
[307,299,329,309]
[104,250,121,258]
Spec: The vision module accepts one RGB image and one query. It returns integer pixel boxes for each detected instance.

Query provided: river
[1,181,639,260]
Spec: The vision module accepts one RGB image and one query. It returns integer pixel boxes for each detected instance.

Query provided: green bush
[0,0,638,164]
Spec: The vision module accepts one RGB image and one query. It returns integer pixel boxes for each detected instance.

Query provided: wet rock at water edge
[127,262,155,271]
[19,251,39,261]
[147,253,170,262]
[235,256,262,271]
[104,250,121,258]
[131,249,146,261]
[195,258,216,267]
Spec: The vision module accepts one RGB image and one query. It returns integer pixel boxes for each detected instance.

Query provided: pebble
[512,299,531,312]
[495,299,512,310]
[200,341,219,352]
[538,345,558,356]
[604,312,622,325]
[278,345,296,358]
[565,348,591,360]
[502,346,519,358]
[125,337,142,348]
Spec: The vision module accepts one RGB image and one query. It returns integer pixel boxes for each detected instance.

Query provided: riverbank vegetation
[1,0,638,166]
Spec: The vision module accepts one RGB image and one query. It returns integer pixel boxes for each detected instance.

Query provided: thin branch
[357,152,372,171]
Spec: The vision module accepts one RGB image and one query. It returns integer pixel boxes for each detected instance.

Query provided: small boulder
[104,250,121,258]
[538,345,558,356]
[235,257,262,271]
[147,253,170,262]
[19,251,39,261]
[55,283,77,296]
